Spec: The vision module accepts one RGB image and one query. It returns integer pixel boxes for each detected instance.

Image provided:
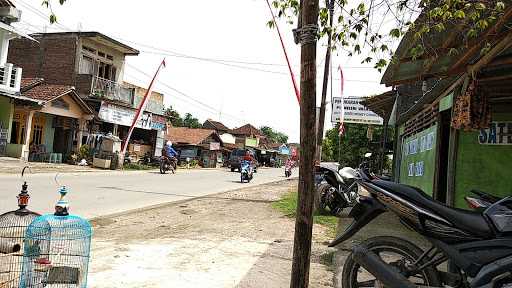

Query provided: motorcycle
[240,160,253,183]
[159,156,177,174]
[315,162,359,216]
[331,164,512,288]
[465,189,501,212]
[285,160,294,178]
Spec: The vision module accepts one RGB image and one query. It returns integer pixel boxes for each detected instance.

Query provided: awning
[2,22,38,42]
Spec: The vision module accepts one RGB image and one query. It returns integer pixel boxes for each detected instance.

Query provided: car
[229,149,259,172]
[229,149,246,172]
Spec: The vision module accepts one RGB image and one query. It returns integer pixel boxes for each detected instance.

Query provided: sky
[12,0,390,143]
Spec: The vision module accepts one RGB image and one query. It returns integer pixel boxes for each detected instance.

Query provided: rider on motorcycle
[162,141,178,164]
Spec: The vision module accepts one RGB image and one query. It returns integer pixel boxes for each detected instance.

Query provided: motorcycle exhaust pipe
[352,244,417,288]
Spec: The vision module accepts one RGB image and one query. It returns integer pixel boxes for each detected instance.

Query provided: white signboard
[331,97,343,123]
[336,97,384,125]
[98,103,153,130]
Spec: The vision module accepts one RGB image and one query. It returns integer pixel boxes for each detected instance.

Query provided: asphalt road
[0,167,292,219]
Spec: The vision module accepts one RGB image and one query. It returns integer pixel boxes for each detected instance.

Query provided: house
[4,78,94,160]
[8,32,168,160]
[230,124,263,148]
[203,119,235,153]
[166,127,224,168]
[0,0,52,159]
[367,7,512,208]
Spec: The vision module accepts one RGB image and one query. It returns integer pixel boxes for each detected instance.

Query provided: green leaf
[496,1,505,11]
[434,23,445,32]
[49,14,57,24]
[267,20,275,29]
[454,10,465,19]
[467,28,478,38]
[475,2,486,10]
[448,48,459,56]
[381,44,389,52]
[389,28,401,38]
[349,32,358,40]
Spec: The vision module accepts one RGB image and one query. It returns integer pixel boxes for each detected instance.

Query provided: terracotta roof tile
[167,127,218,145]
[22,84,74,101]
[21,78,44,92]
[231,124,262,136]
[204,119,230,131]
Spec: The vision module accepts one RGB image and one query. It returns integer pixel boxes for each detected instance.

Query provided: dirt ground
[88,179,336,288]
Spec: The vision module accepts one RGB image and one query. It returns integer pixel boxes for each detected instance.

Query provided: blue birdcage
[20,186,92,288]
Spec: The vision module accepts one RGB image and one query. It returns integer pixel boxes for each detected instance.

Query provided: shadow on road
[97,186,276,204]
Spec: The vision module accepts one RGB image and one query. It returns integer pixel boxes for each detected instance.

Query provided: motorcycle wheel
[240,173,244,183]
[160,162,167,174]
[341,236,441,288]
[315,183,345,216]
[171,162,177,174]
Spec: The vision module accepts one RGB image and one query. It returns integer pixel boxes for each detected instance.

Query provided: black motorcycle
[315,162,358,216]
[331,165,512,288]
[160,156,177,174]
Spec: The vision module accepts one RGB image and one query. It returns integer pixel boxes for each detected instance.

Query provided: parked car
[229,149,246,172]
[229,149,258,172]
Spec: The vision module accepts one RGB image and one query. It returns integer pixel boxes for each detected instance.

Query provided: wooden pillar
[21,110,34,161]
[446,127,459,207]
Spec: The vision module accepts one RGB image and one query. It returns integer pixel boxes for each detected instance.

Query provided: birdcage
[0,181,40,288]
[20,186,92,288]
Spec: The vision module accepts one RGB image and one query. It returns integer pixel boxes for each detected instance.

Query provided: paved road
[0,168,292,219]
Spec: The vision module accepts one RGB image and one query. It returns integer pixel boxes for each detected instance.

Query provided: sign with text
[479,122,512,145]
[98,103,152,130]
[343,97,384,125]
[210,142,220,151]
[331,97,343,123]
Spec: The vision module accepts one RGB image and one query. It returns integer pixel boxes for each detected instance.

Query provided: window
[83,46,96,54]
[32,125,43,145]
[79,56,95,75]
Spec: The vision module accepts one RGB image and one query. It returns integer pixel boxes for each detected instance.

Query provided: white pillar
[21,110,34,161]
[0,30,9,66]
[77,119,86,151]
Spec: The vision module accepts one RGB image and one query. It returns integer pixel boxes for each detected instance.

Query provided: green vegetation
[123,163,154,170]
[260,126,289,144]
[272,190,338,238]
[165,107,202,128]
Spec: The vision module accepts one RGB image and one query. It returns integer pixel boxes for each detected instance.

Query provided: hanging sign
[343,97,384,125]
[479,122,512,145]
[210,142,220,151]
[98,103,152,130]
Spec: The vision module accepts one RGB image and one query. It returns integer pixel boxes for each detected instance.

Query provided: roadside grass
[123,163,155,170]
[272,190,338,238]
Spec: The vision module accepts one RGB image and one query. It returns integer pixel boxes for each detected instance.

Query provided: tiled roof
[231,124,262,136]
[167,127,218,145]
[204,119,229,131]
[23,84,74,101]
[21,78,44,92]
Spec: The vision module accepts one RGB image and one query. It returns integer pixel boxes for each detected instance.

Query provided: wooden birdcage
[0,182,40,288]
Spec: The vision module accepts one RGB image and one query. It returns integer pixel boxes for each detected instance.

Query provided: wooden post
[290,0,319,286]
[316,0,335,162]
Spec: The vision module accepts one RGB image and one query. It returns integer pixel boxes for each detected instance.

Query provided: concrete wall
[454,112,512,208]
[0,95,13,136]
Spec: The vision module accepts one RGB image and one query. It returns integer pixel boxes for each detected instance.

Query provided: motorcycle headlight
[357,184,370,197]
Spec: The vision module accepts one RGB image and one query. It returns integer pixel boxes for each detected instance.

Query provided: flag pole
[264,0,301,104]
[338,65,344,164]
[121,59,166,156]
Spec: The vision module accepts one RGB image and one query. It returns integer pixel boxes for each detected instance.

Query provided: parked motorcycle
[240,160,253,183]
[331,164,512,288]
[159,156,177,174]
[315,162,358,216]
[465,189,501,212]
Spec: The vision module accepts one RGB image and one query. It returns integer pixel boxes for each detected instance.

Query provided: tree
[322,123,385,169]
[41,0,67,23]
[164,107,184,127]
[183,113,202,128]
[260,126,289,143]
[270,0,508,71]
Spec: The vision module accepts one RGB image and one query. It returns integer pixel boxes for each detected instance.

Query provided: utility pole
[290,0,319,287]
[316,0,335,162]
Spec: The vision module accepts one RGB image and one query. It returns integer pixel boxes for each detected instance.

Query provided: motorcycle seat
[371,180,494,239]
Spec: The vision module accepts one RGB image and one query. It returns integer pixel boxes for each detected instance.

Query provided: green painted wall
[455,113,512,208]
[44,115,54,153]
[0,96,13,138]
[399,125,438,195]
